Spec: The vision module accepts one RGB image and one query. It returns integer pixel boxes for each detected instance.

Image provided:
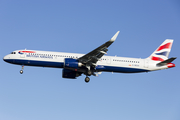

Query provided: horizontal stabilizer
[157,57,177,66]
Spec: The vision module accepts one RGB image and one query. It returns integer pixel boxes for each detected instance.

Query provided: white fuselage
[3,50,169,73]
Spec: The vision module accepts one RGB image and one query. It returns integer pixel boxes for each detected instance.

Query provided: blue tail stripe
[155,51,168,56]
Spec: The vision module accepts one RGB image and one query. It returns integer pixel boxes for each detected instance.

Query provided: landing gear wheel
[20,65,24,74]
[87,70,92,76]
[85,77,90,83]
[20,70,23,74]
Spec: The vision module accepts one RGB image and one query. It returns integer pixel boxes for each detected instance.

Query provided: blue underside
[4,59,149,73]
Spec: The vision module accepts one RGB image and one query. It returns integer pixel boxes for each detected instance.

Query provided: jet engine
[62,69,82,79]
[64,58,82,69]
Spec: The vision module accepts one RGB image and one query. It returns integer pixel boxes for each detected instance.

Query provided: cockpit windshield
[11,52,16,54]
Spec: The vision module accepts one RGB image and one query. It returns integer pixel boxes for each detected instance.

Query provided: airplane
[3,31,176,83]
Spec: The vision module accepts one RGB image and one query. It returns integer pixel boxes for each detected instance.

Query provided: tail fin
[148,39,174,61]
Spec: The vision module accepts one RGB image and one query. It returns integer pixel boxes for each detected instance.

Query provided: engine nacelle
[62,69,81,79]
[64,58,82,69]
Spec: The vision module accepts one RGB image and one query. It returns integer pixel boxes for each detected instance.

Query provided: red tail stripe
[157,43,171,51]
[151,56,164,61]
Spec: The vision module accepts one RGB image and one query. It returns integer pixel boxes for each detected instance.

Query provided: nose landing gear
[20,66,24,74]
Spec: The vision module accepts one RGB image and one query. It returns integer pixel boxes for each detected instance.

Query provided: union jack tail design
[148,39,174,61]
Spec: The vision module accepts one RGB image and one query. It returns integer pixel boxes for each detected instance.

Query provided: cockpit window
[11,52,16,54]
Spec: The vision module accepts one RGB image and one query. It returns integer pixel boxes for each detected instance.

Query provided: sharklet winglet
[110,31,120,42]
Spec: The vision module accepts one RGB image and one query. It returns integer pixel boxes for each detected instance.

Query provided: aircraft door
[106,57,111,64]
[144,59,149,68]
[20,53,25,58]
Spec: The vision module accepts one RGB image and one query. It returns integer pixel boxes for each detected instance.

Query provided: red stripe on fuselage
[157,43,171,51]
[19,51,36,53]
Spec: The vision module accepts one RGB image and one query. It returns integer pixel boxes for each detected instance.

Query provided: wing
[78,31,120,66]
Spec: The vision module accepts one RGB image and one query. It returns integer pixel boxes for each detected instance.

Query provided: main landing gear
[85,76,90,83]
[84,69,91,83]
[20,66,24,74]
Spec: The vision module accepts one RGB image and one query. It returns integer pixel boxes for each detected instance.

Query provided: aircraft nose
[3,55,9,62]
[3,56,7,62]
[3,55,14,64]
